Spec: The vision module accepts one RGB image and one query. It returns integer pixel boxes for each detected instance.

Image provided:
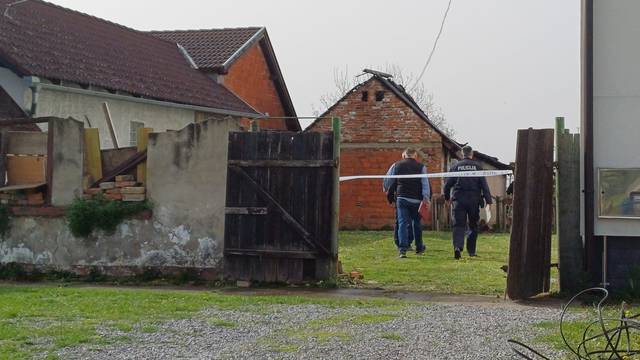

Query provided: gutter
[582,0,596,275]
[35,82,262,119]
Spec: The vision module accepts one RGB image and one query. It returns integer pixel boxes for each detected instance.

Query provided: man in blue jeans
[385,148,431,258]
[383,164,414,250]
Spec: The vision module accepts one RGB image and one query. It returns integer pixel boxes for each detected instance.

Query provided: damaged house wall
[0,118,234,278]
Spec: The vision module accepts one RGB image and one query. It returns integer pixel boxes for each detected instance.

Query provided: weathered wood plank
[91,150,146,188]
[83,128,102,190]
[224,249,318,259]
[557,129,583,292]
[228,166,323,254]
[136,127,153,185]
[507,128,554,300]
[225,207,268,215]
[3,131,47,155]
[227,159,335,167]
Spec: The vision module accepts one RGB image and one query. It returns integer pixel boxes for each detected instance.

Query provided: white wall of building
[592,0,640,236]
[35,87,196,149]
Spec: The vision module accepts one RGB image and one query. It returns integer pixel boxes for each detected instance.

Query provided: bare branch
[313,64,455,138]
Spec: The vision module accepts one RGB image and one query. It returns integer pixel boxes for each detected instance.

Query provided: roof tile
[149,28,263,70]
[0,0,257,114]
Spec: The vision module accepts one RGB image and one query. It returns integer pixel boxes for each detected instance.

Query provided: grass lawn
[533,305,640,359]
[339,230,559,296]
[0,284,396,359]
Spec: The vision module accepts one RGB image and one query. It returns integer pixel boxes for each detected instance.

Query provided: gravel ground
[57,302,568,360]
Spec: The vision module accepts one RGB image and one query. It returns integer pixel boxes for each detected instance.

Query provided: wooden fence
[555,117,583,293]
[224,123,339,283]
[507,128,555,300]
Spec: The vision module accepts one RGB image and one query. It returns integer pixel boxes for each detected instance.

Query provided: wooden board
[506,128,554,300]
[3,131,47,155]
[83,128,102,189]
[136,127,153,185]
[101,147,137,176]
[6,156,46,185]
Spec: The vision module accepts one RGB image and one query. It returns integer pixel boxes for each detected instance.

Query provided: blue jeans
[396,198,424,253]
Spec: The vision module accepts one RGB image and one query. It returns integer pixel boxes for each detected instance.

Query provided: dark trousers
[451,198,480,254]
[393,215,414,248]
[396,198,424,253]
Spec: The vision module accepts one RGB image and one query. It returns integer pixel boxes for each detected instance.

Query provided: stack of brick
[0,190,45,206]
[84,175,146,202]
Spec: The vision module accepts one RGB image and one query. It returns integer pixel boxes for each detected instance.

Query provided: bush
[65,195,151,238]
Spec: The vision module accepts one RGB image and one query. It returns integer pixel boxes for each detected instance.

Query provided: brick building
[151,27,300,131]
[307,70,460,229]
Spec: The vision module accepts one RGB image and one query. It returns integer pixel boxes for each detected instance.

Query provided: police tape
[339,170,513,182]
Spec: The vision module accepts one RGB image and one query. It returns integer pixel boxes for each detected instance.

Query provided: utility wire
[410,0,453,91]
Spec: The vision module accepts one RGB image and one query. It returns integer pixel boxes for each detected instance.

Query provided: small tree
[313,64,455,138]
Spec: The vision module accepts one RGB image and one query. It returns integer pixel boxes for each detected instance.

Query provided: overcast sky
[49,0,580,163]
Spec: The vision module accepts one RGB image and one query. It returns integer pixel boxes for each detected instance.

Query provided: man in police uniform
[443,145,492,259]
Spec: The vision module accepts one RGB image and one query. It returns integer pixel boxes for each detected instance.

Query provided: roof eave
[257,32,300,131]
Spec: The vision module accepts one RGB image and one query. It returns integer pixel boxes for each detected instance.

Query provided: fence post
[317,117,340,279]
[330,117,340,264]
[507,128,555,299]
[556,117,583,293]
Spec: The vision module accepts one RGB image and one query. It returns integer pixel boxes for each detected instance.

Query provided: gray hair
[402,148,418,158]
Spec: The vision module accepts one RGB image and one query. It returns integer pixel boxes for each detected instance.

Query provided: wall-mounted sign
[599,168,640,219]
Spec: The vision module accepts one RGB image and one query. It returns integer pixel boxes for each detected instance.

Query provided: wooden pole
[326,117,341,278]
[136,127,153,185]
[556,117,583,293]
[555,117,565,236]
[101,102,119,149]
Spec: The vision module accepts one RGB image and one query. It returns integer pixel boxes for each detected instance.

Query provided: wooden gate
[506,128,555,300]
[224,129,338,283]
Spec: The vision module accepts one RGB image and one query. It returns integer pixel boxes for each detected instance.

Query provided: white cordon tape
[339,170,513,182]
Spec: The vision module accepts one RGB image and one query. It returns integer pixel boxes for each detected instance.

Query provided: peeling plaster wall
[0,118,234,277]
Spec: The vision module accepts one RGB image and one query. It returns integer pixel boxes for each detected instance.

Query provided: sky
[48,0,581,163]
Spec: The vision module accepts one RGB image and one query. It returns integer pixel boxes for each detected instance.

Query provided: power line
[410,0,453,91]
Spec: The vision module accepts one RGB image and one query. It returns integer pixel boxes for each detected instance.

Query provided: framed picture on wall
[599,168,640,219]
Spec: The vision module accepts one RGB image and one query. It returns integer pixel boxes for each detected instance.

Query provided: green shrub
[65,195,151,238]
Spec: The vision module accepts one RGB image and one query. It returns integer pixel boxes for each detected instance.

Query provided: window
[361,91,369,102]
[129,121,144,146]
[599,168,640,218]
[375,91,385,101]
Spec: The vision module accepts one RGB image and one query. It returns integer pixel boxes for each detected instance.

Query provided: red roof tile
[0,0,257,115]
[150,28,263,71]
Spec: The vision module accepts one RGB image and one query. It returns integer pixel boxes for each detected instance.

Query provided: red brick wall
[224,43,288,130]
[309,78,447,229]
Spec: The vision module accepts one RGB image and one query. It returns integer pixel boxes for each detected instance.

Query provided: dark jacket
[393,158,424,201]
[443,158,493,205]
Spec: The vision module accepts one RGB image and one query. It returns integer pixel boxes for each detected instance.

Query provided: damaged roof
[309,70,461,155]
[0,0,258,115]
